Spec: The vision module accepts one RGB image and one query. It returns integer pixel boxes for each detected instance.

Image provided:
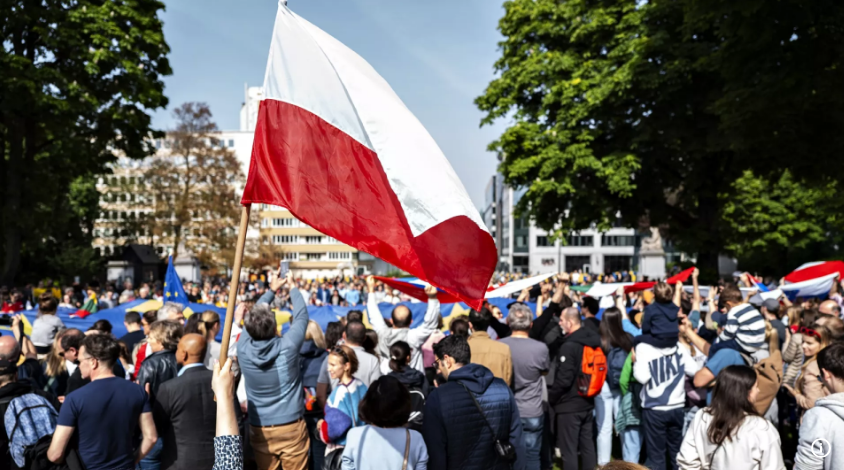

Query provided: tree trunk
[172,225,181,261]
[1,133,23,286]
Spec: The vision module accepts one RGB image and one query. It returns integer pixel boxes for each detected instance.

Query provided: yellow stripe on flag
[128,300,163,314]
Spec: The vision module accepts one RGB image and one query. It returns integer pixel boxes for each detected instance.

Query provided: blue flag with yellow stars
[164,256,187,302]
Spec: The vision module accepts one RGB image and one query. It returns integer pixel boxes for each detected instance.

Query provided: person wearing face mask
[678,365,784,470]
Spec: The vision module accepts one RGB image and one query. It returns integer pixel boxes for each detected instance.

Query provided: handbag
[458,382,517,465]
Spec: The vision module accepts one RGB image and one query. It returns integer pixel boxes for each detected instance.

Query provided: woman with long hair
[387,341,429,431]
[678,365,784,469]
[596,306,635,465]
[782,306,807,386]
[785,323,831,412]
[300,320,329,469]
[42,329,70,396]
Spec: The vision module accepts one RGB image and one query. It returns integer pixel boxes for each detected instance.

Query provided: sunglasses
[794,326,822,340]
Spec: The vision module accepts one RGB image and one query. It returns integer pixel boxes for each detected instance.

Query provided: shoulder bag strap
[457,382,497,439]
[402,429,410,470]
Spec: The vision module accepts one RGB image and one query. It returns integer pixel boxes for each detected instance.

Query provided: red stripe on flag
[621,267,696,294]
[241,100,496,310]
[373,276,462,304]
[784,261,844,284]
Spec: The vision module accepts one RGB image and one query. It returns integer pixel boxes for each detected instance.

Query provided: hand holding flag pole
[219,205,252,364]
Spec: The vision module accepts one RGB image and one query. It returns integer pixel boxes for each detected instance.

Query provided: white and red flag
[241,3,496,309]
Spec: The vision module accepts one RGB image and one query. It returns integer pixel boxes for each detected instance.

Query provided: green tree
[477,0,844,278]
[0,0,171,284]
[722,170,844,276]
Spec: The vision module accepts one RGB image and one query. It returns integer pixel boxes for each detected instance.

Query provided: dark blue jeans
[642,408,684,470]
[136,437,163,470]
[521,416,543,470]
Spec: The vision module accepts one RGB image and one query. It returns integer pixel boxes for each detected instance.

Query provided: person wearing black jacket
[136,320,182,469]
[548,307,601,470]
[153,334,219,470]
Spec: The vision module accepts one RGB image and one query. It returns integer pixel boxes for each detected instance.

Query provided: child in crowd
[707,284,766,358]
[634,281,681,348]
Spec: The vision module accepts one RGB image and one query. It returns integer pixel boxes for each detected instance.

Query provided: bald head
[820,300,841,317]
[175,333,207,367]
[392,305,412,329]
[0,337,19,384]
[0,336,19,362]
[563,307,582,325]
[559,307,582,335]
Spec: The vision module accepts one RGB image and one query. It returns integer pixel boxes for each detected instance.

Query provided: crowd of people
[0,266,842,470]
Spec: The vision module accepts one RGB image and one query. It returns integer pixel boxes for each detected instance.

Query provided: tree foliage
[477,0,844,277]
[140,103,244,268]
[722,171,844,275]
[0,0,171,284]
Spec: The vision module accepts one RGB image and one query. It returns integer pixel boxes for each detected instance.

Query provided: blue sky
[151,0,509,208]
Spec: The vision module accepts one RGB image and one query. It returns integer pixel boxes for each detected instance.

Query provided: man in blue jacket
[238,271,310,470]
[422,335,525,470]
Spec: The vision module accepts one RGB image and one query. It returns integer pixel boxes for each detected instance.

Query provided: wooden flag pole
[219,204,251,364]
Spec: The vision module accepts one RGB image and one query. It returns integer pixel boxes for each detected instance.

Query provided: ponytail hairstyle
[197,311,221,341]
[389,341,411,373]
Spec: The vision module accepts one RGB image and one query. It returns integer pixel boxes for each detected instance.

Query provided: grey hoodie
[795,392,844,470]
[237,287,309,426]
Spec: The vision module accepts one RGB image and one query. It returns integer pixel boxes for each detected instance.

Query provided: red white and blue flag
[241,3,496,309]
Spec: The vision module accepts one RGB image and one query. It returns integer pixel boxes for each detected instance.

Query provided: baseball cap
[710,311,728,328]
[762,298,780,314]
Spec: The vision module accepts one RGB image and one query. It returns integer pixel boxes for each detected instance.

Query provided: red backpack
[577,346,607,397]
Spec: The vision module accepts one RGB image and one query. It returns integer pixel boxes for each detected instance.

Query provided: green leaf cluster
[0,0,171,284]
[478,0,844,275]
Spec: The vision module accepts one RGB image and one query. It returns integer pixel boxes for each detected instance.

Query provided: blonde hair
[45,330,68,377]
[305,320,326,349]
[149,320,184,351]
[197,311,220,341]
[786,306,803,327]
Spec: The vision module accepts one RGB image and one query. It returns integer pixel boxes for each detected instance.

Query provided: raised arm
[286,282,310,349]
[365,276,389,335]
[673,281,683,307]
[691,268,701,312]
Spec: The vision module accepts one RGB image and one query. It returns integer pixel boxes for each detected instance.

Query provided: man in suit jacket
[153,333,217,470]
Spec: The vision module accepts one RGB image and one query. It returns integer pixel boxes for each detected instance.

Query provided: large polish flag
[241,3,496,309]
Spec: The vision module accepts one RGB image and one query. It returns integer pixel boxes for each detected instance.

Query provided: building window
[304,236,322,244]
[601,235,635,247]
[604,255,633,273]
[536,236,550,247]
[261,218,268,228]
[228,139,234,148]
[281,252,299,261]
[566,255,591,272]
[565,235,594,247]
[272,235,299,244]
[324,237,338,244]
[328,252,351,260]
[516,236,527,248]
[541,258,555,266]
[304,253,322,261]
[272,218,298,227]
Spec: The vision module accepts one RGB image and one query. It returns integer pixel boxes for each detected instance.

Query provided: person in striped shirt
[707,284,767,358]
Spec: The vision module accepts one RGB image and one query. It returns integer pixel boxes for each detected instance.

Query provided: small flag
[164,256,187,302]
[746,273,770,293]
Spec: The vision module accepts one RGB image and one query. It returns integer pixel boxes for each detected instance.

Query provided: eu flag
[164,256,187,302]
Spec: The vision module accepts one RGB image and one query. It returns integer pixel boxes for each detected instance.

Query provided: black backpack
[407,385,425,432]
